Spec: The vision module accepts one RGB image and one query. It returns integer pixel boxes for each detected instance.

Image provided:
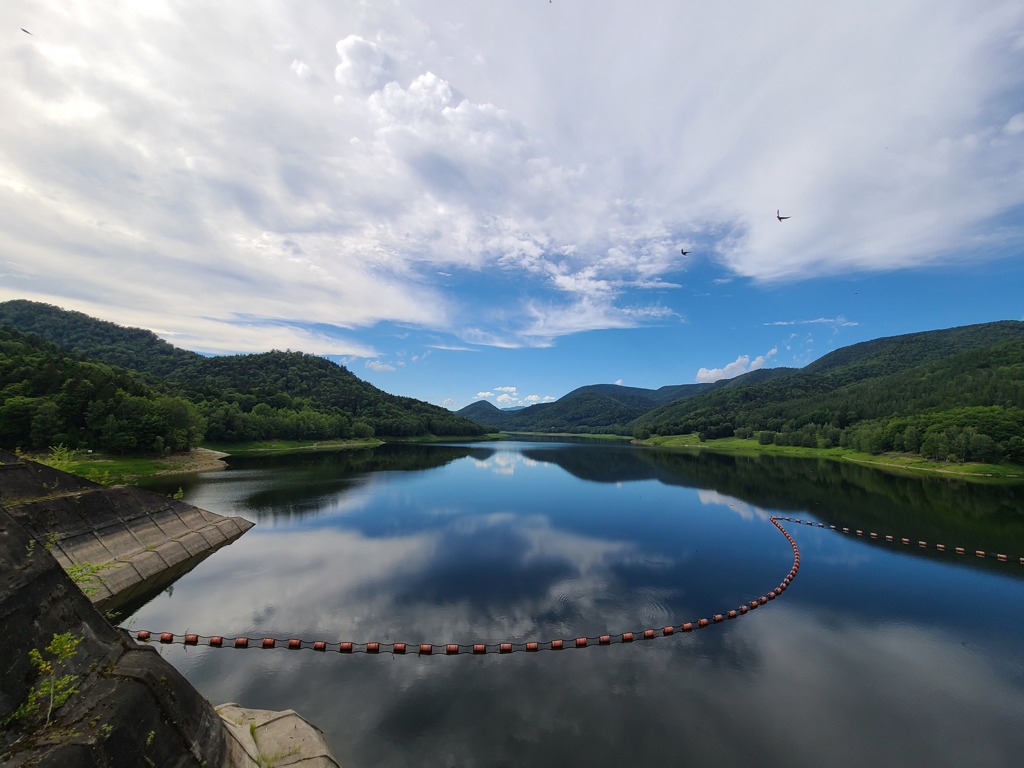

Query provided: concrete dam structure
[0,450,338,767]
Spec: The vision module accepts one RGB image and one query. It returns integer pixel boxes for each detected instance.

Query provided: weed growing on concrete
[66,560,120,597]
[1,631,82,731]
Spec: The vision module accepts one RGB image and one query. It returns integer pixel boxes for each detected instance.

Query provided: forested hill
[0,299,202,378]
[456,320,1024,465]
[0,300,485,452]
[455,366,796,435]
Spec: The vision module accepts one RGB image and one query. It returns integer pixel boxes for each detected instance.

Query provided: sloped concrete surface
[217,704,341,767]
[0,450,253,614]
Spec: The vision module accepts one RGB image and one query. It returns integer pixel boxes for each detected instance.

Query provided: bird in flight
[680,248,690,256]
[21,27,33,35]
[776,209,791,221]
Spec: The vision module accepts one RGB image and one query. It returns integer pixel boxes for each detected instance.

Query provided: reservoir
[133,440,1024,767]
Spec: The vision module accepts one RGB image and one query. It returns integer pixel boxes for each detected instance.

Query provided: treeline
[0,323,484,455]
[635,333,1024,465]
[0,329,204,454]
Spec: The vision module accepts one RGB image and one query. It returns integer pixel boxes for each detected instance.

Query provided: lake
[133,440,1024,767]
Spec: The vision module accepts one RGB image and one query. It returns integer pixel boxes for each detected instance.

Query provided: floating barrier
[129,515,1020,657]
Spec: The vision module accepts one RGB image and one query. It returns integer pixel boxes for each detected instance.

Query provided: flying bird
[21,27,32,35]
[680,248,690,256]
[776,209,791,221]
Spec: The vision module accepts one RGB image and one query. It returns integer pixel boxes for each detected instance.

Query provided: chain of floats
[129,515,1023,657]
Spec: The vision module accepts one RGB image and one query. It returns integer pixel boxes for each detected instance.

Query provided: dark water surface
[133,441,1024,767]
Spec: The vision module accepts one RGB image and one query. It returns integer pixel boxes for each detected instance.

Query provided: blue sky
[2,1,1023,410]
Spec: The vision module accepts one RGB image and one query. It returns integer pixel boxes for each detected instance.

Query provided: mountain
[0,300,486,449]
[455,367,797,435]
[455,320,1024,464]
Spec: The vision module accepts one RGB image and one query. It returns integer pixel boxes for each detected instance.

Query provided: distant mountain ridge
[456,320,1024,465]
[2,299,1022,465]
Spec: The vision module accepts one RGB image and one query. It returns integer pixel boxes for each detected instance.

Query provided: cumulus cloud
[366,360,396,372]
[334,35,393,92]
[696,348,778,383]
[1,0,1022,359]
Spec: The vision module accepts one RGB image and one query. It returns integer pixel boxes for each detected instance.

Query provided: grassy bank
[21,439,383,484]
[638,434,1024,482]
[200,438,382,455]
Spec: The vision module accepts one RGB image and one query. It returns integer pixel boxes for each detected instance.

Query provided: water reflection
[132,441,1024,767]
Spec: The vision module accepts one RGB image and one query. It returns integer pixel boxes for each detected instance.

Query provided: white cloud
[1,0,1022,357]
[366,360,396,372]
[1004,113,1024,135]
[765,317,859,327]
[696,347,778,383]
[474,391,494,399]
[494,386,517,393]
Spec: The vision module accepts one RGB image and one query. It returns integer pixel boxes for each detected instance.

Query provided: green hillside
[455,321,1024,465]
[0,300,486,451]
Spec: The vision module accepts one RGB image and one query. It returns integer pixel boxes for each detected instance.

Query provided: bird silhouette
[680,248,690,256]
[21,28,33,35]
[776,209,791,221]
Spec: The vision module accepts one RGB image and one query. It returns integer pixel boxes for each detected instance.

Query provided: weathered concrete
[217,705,340,768]
[1,506,228,767]
[1,450,342,767]
[0,450,253,615]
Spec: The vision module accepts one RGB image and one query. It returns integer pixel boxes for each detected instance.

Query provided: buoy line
[127,515,1020,657]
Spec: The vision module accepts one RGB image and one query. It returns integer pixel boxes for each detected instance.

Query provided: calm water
[133,441,1024,767]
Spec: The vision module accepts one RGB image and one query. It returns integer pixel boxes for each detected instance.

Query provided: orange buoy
[526,642,539,652]
[500,643,513,654]
[160,632,174,644]
[261,638,275,649]
[575,637,588,648]
[366,642,380,654]
[210,636,223,647]
[697,618,709,628]
[288,639,301,650]
[184,634,198,645]
[446,644,459,655]
[234,637,248,648]
[551,639,564,650]
[681,623,694,632]
[335,642,350,653]
[418,644,432,655]
[473,644,487,654]
[393,643,407,654]
[643,629,656,639]
[621,633,634,642]
[599,635,611,645]
[137,630,151,642]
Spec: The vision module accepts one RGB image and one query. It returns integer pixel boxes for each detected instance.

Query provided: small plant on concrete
[66,560,120,598]
[1,631,83,731]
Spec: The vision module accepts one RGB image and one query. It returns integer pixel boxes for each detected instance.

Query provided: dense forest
[457,321,1024,466]
[2,301,1022,466]
[0,301,486,454]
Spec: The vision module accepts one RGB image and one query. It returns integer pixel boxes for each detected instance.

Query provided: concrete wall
[0,450,252,615]
[1,504,229,766]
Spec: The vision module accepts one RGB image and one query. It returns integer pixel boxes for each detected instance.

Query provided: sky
[3,1,1024,411]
